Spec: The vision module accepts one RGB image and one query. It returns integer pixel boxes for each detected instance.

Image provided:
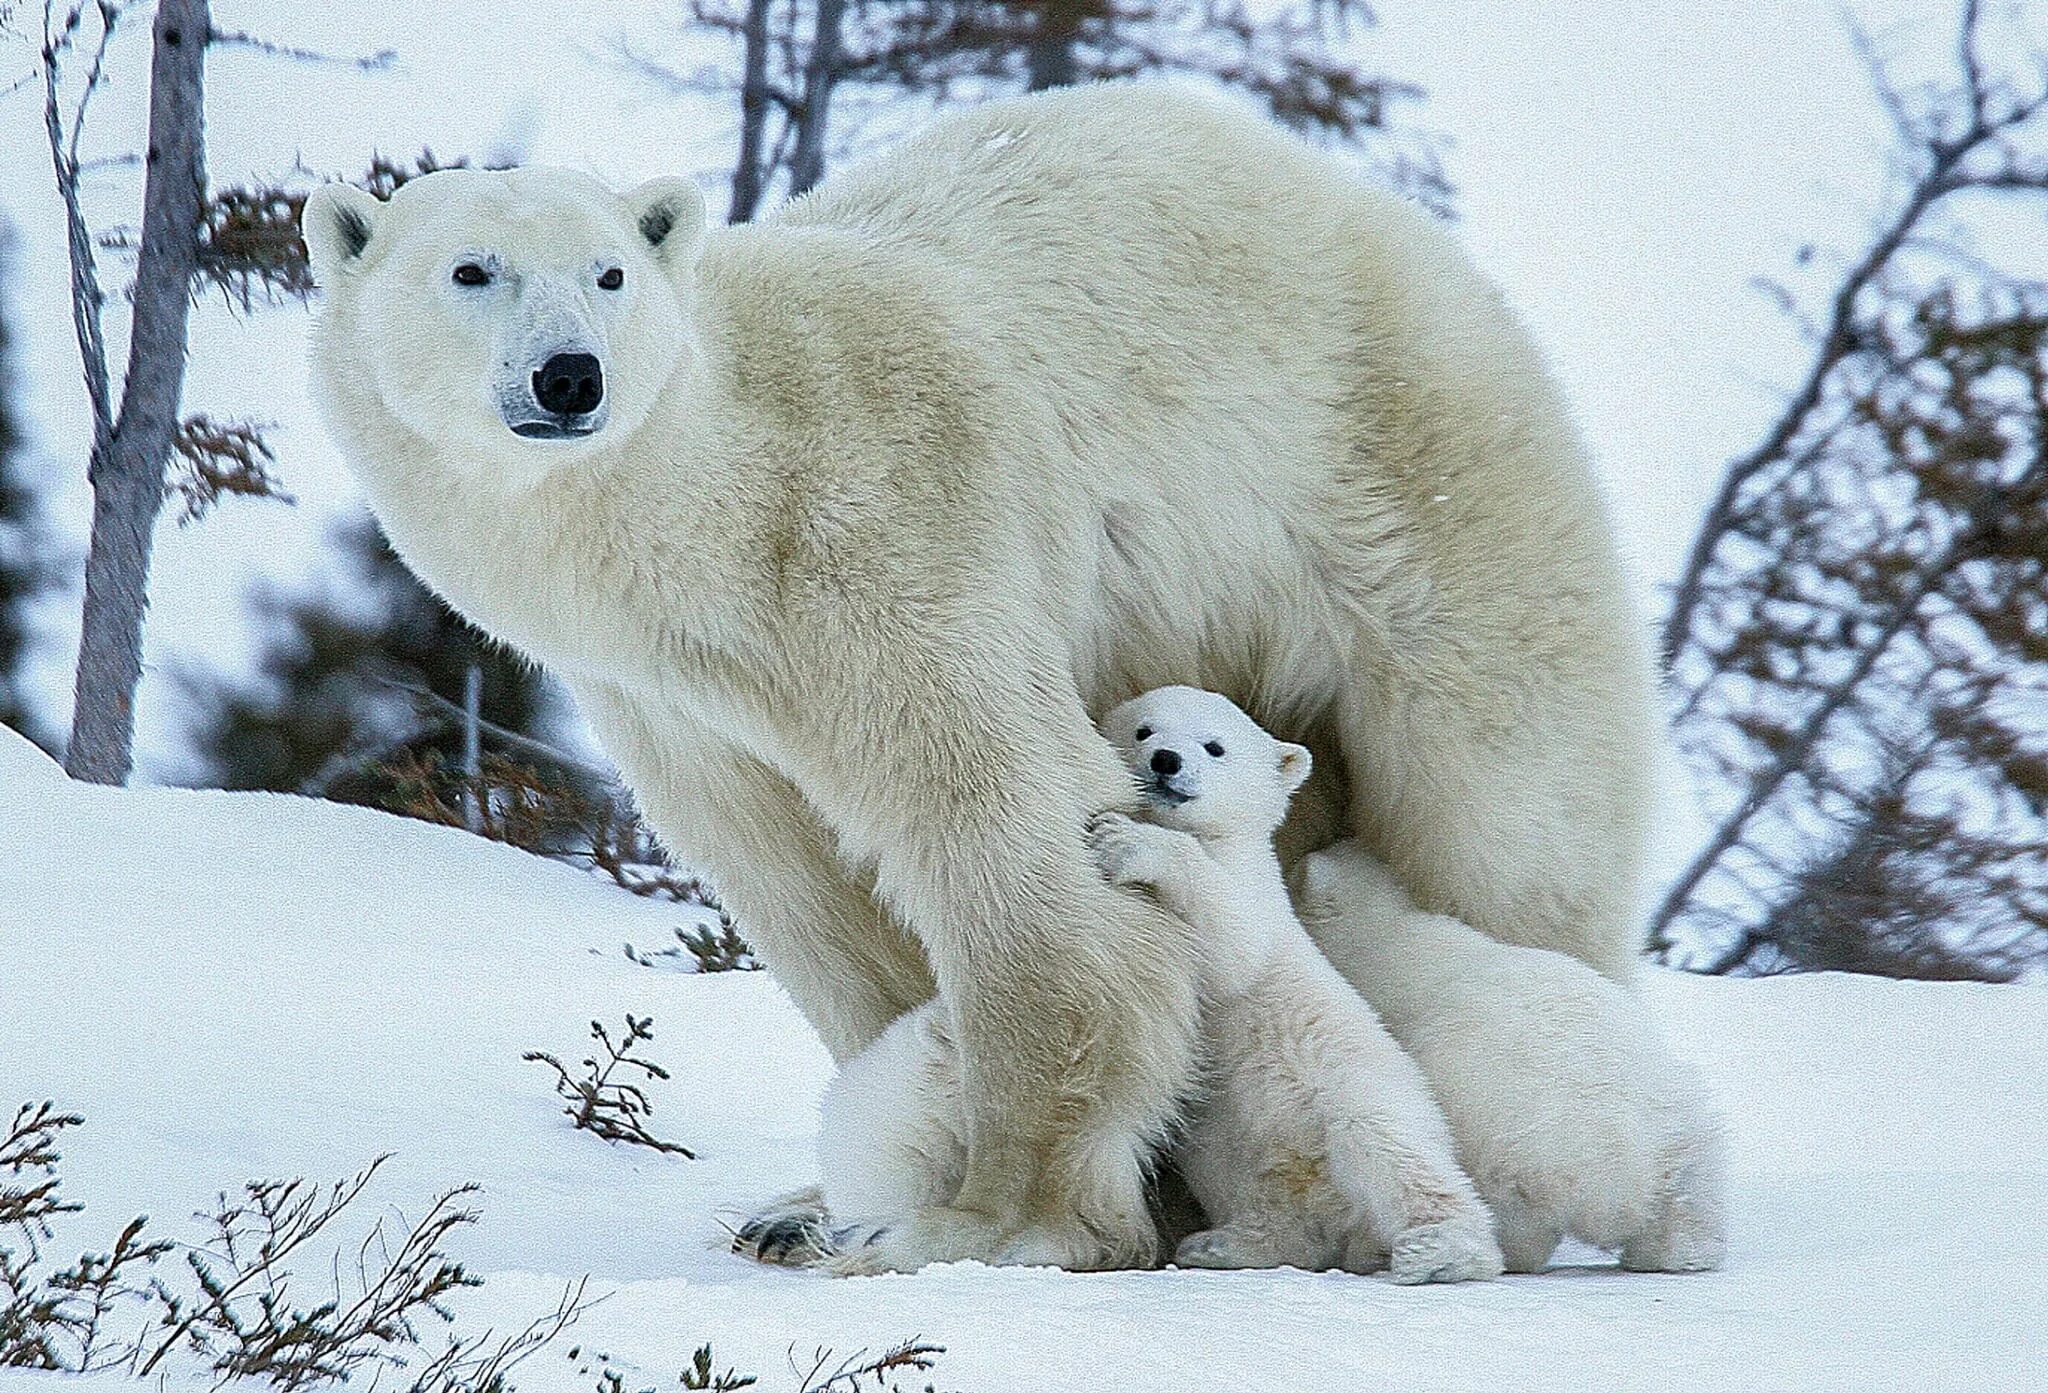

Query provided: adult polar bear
[303,84,1654,1273]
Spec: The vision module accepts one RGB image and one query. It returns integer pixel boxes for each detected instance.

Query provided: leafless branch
[204,27,394,70]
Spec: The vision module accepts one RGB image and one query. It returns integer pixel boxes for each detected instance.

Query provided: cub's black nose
[1150,748,1182,776]
[533,352,604,416]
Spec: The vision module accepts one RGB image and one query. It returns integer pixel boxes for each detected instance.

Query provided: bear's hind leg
[1329,630,1652,983]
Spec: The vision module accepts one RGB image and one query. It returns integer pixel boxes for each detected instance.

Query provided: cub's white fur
[1091,688,1500,1279]
[302,83,1654,1271]
[1295,841,1729,1273]
[819,688,1502,1282]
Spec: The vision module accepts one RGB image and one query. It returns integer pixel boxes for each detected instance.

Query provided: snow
[3,748,2044,1392]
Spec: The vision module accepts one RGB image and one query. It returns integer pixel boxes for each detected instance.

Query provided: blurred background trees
[1653,0,2048,980]
[0,221,56,753]
[620,0,1448,223]
[183,514,556,806]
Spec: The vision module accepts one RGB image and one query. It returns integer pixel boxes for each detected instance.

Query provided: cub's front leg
[1088,812,1265,1000]
[1086,811,1210,907]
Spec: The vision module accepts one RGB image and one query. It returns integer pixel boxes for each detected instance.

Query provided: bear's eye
[598,267,625,291]
[1203,741,1225,757]
[1133,726,1152,742]
[452,262,492,288]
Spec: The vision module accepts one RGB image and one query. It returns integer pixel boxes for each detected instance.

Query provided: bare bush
[625,922,761,975]
[1654,0,2048,979]
[592,1337,953,1393]
[373,746,754,964]
[2,1102,170,1373]
[525,1017,698,1160]
[168,414,294,525]
[792,1339,948,1393]
[4,1103,596,1388]
[136,1157,480,1385]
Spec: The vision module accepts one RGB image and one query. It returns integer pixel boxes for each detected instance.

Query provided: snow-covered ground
[3,726,2043,1392]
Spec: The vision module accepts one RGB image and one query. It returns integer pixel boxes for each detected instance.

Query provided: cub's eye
[452,262,492,287]
[597,267,625,290]
[1203,741,1225,757]
[1133,726,1153,741]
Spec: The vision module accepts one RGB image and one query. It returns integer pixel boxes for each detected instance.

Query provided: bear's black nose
[1150,748,1182,776]
[534,352,604,416]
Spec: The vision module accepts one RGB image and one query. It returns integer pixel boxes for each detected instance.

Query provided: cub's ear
[1276,741,1313,795]
[301,183,384,284]
[624,176,708,270]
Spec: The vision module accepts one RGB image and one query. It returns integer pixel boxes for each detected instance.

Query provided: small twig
[523,1017,696,1160]
[791,1339,945,1393]
[369,675,618,786]
[204,27,393,70]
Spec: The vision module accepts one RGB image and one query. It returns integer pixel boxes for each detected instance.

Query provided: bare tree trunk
[788,0,846,196]
[727,0,774,222]
[64,0,209,785]
[1026,0,1083,91]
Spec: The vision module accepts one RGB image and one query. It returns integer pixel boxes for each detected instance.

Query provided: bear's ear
[624,176,708,271]
[301,183,383,284]
[1276,741,1313,795]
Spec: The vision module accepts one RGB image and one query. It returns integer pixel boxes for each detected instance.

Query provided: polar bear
[813,687,1502,1281]
[1089,688,1502,1279]
[301,82,1654,1272]
[1295,840,1728,1273]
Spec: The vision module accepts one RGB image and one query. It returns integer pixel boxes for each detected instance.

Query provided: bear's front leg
[569,683,940,1063]
[786,645,1202,1272]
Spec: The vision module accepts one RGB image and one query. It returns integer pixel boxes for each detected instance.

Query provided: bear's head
[302,167,707,478]
[1101,686,1311,841]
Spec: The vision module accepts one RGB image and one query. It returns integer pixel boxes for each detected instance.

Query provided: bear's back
[750,83,1452,379]
[769,84,1368,268]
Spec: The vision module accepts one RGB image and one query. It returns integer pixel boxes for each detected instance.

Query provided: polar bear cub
[1294,840,1729,1273]
[1086,686,1500,1280]
[816,686,1500,1281]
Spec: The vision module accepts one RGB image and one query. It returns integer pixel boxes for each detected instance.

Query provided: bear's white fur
[818,687,1501,1281]
[301,82,1654,1272]
[1295,840,1729,1273]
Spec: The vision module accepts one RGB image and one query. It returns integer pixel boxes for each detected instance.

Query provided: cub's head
[1101,686,1310,840]
[302,167,707,477]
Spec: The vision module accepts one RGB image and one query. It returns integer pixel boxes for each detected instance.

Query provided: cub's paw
[1386,1216,1504,1285]
[1086,811,1190,888]
[1620,1213,1728,1274]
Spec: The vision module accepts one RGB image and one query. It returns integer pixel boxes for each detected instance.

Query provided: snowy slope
[3,727,2044,1391]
